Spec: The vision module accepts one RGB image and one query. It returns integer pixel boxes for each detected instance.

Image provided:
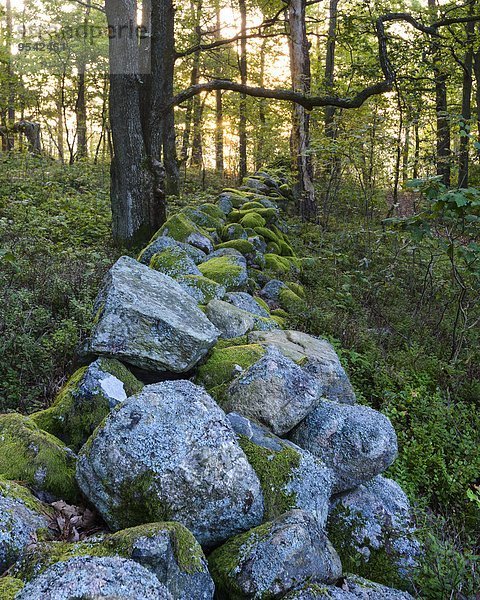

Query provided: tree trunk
[56,76,65,162]
[214,0,224,175]
[75,71,88,161]
[458,13,475,188]
[474,26,480,161]
[256,38,267,171]
[324,0,338,138]
[6,0,15,151]
[238,0,248,181]
[429,0,450,186]
[288,0,316,219]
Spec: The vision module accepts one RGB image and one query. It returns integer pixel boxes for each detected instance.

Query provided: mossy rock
[0,413,78,502]
[241,202,265,211]
[221,222,247,241]
[271,308,289,318]
[181,207,223,230]
[198,256,247,291]
[31,359,143,453]
[0,576,24,599]
[175,274,226,304]
[266,242,281,255]
[214,335,249,349]
[279,287,304,311]
[265,253,294,274]
[216,239,255,255]
[253,296,269,313]
[198,203,227,221]
[156,213,213,250]
[271,315,287,328]
[149,246,200,278]
[240,212,267,229]
[254,226,282,245]
[196,344,266,402]
[286,281,306,299]
[229,207,277,224]
[279,240,295,257]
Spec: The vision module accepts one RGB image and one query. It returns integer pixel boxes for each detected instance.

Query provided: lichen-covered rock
[0,479,53,572]
[195,343,266,404]
[225,292,270,317]
[31,358,143,452]
[223,346,322,436]
[248,330,356,405]
[0,577,24,599]
[175,274,226,304]
[157,213,214,253]
[206,299,256,339]
[209,510,342,599]
[0,413,78,502]
[76,381,264,546]
[107,523,214,599]
[289,401,398,493]
[15,556,173,600]
[138,235,207,266]
[241,177,271,195]
[328,476,419,588]
[260,279,288,302]
[282,575,414,599]
[198,255,248,291]
[87,257,219,373]
[181,206,224,230]
[228,413,333,526]
[149,246,202,278]
[206,247,247,265]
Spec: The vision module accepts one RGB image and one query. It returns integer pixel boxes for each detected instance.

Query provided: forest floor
[0,154,478,597]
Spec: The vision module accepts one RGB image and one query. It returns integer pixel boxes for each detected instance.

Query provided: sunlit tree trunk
[255,38,267,171]
[5,0,15,151]
[474,26,480,161]
[458,13,475,188]
[288,0,316,219]
[74,0,90,161]
[214,0,224,176]
[238,0,248,181]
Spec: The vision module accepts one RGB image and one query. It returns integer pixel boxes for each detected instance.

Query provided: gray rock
[175,275,226,304]
[138,235,206,266]
[260,279,288,302]
[204,247,247,266]
[149,246,202,278]
[249,235,268,254]
[209,510,342,599]
[87,256,219,373]
[225,292,270,317]
[0,479,52,572]
[206,299,256,339]
[328,476,419,584]
[76,381,264,546]
[16,556,173,600]
[217,193,235,214]
[108,522,214,599]
[248,330,356,405]
[241,177,271,195]
[283,575,414,599]
[228,412,333,527]
[224,346,322,435]
[289,401,398,493]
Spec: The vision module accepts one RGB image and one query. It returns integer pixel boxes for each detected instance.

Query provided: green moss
[176,274,225,303]
[279,240,295,257]
[271,315,287,328]
[198,203,226,221]
[238,435,300,520]
[221,223,247,241]
[241,202,265,211]
[149,246,196,277]
[216,239,255,255]
[214,336,249,349]
[253,296,270,313]
[208,521,274,599]
[240,212,267,229]
[157,213,212,245]
[0,576,24,598]
[286,281,306,298]
[0,413,78,502]
[264,254,292,274]
[254,227,282,245]
[31,359,142,453]
[279,287,303,311]
[230,208,277,224]
[0,477,53,517]
[108,522,205,575]
[181,207,223,230]
[198,256,245,290]
[196,344,266,391]
[327,505,407,590]
[111,471,170,530]
[266,242,281,255]
[271,308,289,318]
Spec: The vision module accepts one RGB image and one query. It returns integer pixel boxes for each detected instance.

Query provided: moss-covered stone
[0,413,78,502]
[156,213,213,249]
[216,239,255,255]
[254,226,282,245]
[196,344,266,392]
[175,274,226,303]
[241,202,265,211]
[265,253,294,274]
[31,359,142,453]
[221,222,247,241]
[149,246,200,278]
[271,315,287,328]
[198,203,227,221]
[253,296,270,313]
[266,242,281,255]
[240,212,267,229]
[181,207,223,230]
[279,287,304,311]
[286,281,306,298]
[271,308,289,318]
[230,207,277,224]
[279,240,295,257]
[198,255,247,290]
[0,576,24,598]
[238,435,300,520]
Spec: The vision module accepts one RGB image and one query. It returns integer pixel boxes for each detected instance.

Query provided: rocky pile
[0,170,419,599]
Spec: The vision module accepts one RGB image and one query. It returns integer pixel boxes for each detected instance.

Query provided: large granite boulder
[0,478,53,572]
[289,401,398,493]
[223,346,322,435]
[76,381,264,546]
[282,575,414,599]
[16,556,173,600]
[328,476,419,588]
[248,330,356,404]
[228,413,333,526]
[0,413,78,502]
[86,257,219,373]
[209,510,342,599]
[31,358,143,452]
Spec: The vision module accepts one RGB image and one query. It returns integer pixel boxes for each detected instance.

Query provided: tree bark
[474,24,480,161]
[75,0,90,161]
[238,0,248,181]
[324,0,338,138]
[214,0,224,176]
[256,38,267,171]
[288,0,317,219]
[458,12,475,188]
[5,0,15,151]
